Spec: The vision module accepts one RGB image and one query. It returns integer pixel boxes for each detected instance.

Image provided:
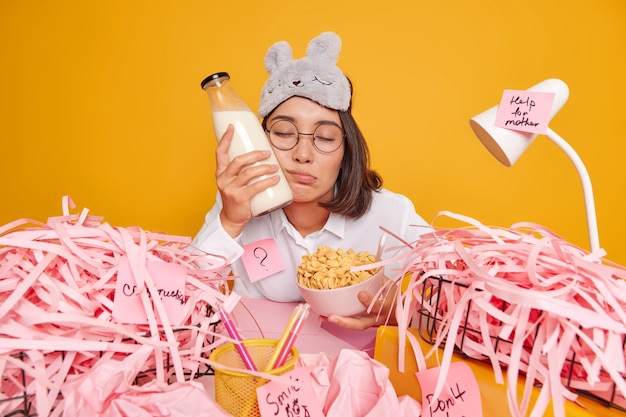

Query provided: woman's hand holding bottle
[215,124,281,238]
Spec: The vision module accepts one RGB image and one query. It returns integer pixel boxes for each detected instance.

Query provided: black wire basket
[414,274,626,413]
[1,308,220,417]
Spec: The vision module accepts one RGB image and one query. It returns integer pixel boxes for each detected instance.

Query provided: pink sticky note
[494,89,555,134]
[241,238,286,282]
[416,362,482,417]
[113,256,187,325]
[257,366,325,417]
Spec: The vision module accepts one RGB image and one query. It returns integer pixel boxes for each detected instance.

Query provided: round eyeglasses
[265,120,345,153]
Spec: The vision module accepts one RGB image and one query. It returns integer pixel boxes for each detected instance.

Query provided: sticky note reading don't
[416,362,482,417]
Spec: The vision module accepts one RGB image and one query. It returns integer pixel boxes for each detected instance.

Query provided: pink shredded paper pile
[0,197,233,416]
[393,211,626,417]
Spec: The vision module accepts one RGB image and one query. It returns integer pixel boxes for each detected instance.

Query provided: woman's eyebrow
[268,114,296,123]
[268,115,342,128]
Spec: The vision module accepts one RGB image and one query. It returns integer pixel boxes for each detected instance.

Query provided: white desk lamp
[469,78,600,253]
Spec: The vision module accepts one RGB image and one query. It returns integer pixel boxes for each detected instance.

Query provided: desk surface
[232,298,378,357]
[229,299,624,416]
[374,326,625,417]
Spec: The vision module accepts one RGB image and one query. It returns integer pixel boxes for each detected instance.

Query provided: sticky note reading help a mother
[494,89,555,134]
[416,362,482,417]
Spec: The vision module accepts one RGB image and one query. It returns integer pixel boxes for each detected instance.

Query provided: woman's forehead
[269,96,341,125]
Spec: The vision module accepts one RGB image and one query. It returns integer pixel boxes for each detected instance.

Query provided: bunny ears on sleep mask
[258,31,351,118]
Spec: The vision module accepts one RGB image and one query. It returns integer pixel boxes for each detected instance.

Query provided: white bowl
[297,268,384,317]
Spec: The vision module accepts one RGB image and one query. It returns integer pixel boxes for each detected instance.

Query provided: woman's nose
[292,135,315,163]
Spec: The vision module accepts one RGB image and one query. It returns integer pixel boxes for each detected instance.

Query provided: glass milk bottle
[201,72,293,217]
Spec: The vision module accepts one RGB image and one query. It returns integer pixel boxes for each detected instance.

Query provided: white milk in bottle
[201,72,292,217]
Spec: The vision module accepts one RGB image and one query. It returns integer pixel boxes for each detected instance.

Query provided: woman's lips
[288,170,316,184]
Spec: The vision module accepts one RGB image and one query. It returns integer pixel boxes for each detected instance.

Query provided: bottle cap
[200,72,230,89]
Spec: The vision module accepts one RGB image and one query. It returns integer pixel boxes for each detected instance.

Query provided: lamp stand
[545,127,600,253]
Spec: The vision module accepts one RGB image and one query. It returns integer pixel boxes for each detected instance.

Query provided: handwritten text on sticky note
[495,89,555,134]
[416,362,482,417]
[113,256,187,325]
[242,238,286,282]
[257,366,324,417]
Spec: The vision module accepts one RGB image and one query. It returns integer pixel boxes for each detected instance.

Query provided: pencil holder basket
[209,338,299,417]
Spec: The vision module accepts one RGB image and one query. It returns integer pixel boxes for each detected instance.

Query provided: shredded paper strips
[0,197,234,416]
[393,211,626,417]
[4,199,626,417]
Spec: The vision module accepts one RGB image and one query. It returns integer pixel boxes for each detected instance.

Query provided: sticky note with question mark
[241,238,286,282]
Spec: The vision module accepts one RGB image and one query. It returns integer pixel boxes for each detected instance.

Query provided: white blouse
[191,189,431,301]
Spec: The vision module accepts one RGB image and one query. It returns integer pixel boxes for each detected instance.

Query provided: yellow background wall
[2,1,625,265]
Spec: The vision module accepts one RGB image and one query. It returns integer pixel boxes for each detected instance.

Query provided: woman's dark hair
[262,79,382,219]
[319,108,382,218]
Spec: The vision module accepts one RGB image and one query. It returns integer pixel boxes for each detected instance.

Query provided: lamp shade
[469,78,570,167]
[468,78,600,253]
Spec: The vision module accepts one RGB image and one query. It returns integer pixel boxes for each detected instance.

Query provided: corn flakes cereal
[297,246,379,290]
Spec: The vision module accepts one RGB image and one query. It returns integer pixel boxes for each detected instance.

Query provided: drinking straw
[217,302,257,371]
